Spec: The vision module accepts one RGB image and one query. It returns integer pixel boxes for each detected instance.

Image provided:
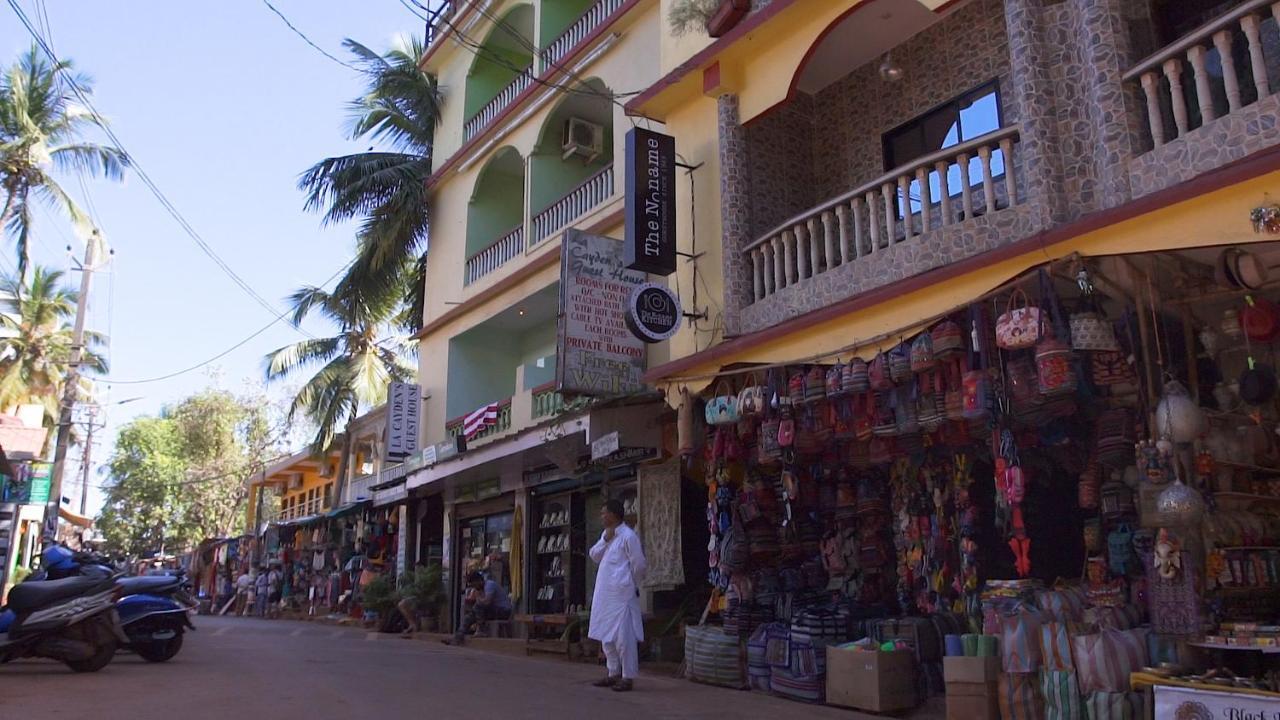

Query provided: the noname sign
[623,127,676,276]
[557,230,647,397]
[384,381,421,462]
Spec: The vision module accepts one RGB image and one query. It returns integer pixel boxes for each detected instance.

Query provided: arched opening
[463,4,536,135]
[539,0,598,50]
[465,146,526,284]
[528,78,615,244]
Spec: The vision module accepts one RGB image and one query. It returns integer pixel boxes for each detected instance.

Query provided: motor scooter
[0,570,127,672]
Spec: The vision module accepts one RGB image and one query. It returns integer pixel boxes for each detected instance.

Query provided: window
[323,483,333,509]
[883,82,1004,218]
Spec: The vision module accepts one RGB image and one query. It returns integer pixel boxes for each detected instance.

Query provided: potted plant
[360,574,398,626]
[668,0,750,38]
[398,564,447,632]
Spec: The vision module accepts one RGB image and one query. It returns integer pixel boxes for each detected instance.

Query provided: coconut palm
[0,264,107,427]
[0,45,128,278]
[264,280,414,456]
[298,36,439,333]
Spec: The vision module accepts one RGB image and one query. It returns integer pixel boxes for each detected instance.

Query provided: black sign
[626,283,681,343]
[623,127,676,276]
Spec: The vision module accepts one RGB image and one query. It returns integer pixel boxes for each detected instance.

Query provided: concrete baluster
[1139,72,1166,147]
[1214,30,1242,112]
[1187,45,1217,123]
[1241,14,1270,102]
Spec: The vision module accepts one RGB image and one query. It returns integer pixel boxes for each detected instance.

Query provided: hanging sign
[384,382,421,462]
[623,127,677,276]
[556,230,648,397]
[1155,685,1280,719]
[591,431,620,461]
[625,283,681,343]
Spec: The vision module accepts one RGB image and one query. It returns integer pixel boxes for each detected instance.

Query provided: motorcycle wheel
[64,636,118,673]
[135,631,183,663]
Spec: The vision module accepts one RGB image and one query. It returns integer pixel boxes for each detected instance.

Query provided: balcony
[1124,0,1280,196]
[745,126,1023,304]
[424,0,457,48]
[446,398,514,443]
[464,64,535,142]
[531,165,614,245]
[531,382,591,419]
[540,0,626,72]
[465,224,525,285]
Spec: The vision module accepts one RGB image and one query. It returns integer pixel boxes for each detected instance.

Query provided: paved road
[0,616,885,719]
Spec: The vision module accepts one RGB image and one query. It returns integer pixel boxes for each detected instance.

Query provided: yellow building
[622,0,1280,388]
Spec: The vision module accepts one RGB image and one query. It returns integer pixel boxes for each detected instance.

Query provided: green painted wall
[446,328,518,419]
[519,323,557,390]
[529,82,614,213]
[539,0,596,46]
[463,46,533,121]
[466,150,525,257]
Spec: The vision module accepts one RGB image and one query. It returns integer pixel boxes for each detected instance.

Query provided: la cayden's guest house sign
[557,230,647,396]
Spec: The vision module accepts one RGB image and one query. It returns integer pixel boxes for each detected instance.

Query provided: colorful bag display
[911,331,935,373]
[933,318,965,356]
[1070,312,1119,352]
[685,624,747,689]
[1071,628,1148,694]
[999,671,1047,720]
[1036,336,1076,396]
[705,381,741,426]
[999,610,1044,673]
[1039,621,1074,671]
[1041,670,1083,720]
[889,342,913,385]
[996,287,1043,350]
[738,375,767,418]
[1082,692,1141,720]
[870,352,893,391]
[843,357,869,394]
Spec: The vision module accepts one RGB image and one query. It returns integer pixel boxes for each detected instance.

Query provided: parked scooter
[36,545,195,662]
[0,569,127,672]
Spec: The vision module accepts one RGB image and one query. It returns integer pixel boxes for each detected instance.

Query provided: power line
[262,0,360,71]
[102,260,353,385]
[6,0,312,336]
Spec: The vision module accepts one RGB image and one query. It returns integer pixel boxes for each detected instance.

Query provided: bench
[513,613,575,658]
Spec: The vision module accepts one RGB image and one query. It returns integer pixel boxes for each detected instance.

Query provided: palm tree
[299,36,439,333]
[264,280,414,457]
[0,45,128,278]
[0,264,107,428]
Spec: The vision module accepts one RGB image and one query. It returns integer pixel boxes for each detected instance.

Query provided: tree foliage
[97,388,280,558]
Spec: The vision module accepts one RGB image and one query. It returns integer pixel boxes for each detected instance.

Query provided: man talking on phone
[588,498,647,692]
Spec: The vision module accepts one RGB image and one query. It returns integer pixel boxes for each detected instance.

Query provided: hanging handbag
[889,342,912,385]
[872,391,897,437]
[1070,311,1119,352]
[843,357,869,394]
[826,362,847,399]
[932,318,965,357]
[1036,336,1076,396]
[738,372,767,418]
[804,366,826,405]
[910,331,935,373]
[788,371,806,407]
[996,287,1043,350]
[944,359,966,421]
[963,305,991,421]
[705,380,741,426]
[869,352,893,391]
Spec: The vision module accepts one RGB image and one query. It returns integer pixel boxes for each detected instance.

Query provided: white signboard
[385,382,421,461]
[556,230,647,396]
[1155,684,1280,719]
[591,431,620,461]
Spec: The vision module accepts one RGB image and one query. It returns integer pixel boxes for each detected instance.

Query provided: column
[1004,0,1069,224]
[1079,0,1137,208]
[718,94,752,336]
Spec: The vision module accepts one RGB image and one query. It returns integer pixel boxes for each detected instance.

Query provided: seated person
[446,572,511,645]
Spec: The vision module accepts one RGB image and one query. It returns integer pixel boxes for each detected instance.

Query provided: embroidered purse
[844,357,870,393]
[996,287,1043,350]
[705,380,741,426]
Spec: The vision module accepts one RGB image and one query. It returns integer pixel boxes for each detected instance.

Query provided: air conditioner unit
[562,117,604,163]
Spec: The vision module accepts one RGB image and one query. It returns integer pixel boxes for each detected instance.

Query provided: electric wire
[262,0,360,71]
[6,0,315,337]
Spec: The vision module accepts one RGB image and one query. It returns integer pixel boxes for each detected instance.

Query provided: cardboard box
[826,648,917,712]
[946,680,999,697]
[944,655,1001,684]
[947,692,1000,720]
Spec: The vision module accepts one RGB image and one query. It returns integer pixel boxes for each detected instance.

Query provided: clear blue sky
[3,1,436,513]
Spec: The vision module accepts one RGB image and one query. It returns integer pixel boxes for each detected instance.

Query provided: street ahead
[1,616,875,719]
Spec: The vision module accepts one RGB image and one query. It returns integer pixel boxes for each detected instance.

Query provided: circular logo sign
[626,283,681,343]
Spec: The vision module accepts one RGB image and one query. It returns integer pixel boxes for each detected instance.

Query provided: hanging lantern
[1155,380,1206,443]
[1155,477,1206,527]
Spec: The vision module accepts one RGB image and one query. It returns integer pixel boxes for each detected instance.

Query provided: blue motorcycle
[0,568,127,672]
[30,545,195,663]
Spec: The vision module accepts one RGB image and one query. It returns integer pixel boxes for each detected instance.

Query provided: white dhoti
[588,523,648,680]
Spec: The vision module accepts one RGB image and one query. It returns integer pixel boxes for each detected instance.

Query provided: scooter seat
[7,575,114,612]
[117,576,180,596]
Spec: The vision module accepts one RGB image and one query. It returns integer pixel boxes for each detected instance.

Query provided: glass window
[883,82,1004,218]
[323,483,333,509]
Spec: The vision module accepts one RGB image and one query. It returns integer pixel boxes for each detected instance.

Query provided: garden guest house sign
[557,230,647,396]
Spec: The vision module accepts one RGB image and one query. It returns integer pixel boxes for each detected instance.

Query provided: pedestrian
[444,572,511,645]
[588,498,647,692]
[254,566,270,617]
[234,568,252,616]
[267,564,282,619]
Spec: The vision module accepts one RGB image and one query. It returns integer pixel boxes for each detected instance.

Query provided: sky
[3,1,437,514]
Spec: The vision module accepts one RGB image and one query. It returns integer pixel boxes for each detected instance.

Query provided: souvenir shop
[680,242,1280,718]
[451,483,515,614]
[263,500,401,617]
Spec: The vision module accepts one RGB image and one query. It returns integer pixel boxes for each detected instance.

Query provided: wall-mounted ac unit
[562,117,604,163]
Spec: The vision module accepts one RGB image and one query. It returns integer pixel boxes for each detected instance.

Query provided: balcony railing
[531,165,614,245]
[446,399,514,444]
[531,384,591,419]
[464,64,535,142]
[540,0,626,72]
[465,224,525,285]
[425,1,458,48]
[744,126,1022,304]
[1125,0,1280,150]
[348,473,378,500]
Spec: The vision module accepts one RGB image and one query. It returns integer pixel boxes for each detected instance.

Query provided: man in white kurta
[588,498,647,691]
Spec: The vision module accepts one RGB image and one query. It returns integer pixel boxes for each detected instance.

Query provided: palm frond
[264,336,342,380]
[48,143,129,181]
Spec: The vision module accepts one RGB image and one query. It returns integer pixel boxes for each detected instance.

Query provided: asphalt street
[0,615,886,719]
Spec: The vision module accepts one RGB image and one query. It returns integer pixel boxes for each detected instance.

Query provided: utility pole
[46,231,103,537]
[78,403,103,516]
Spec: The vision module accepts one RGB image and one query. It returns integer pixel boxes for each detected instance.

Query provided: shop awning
[647,164,1280,393]
[325,500,369,519]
